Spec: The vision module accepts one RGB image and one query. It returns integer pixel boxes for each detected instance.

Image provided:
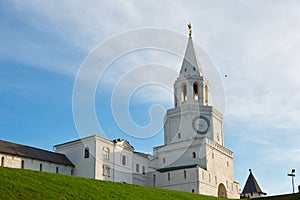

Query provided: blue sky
[1,0,300,196]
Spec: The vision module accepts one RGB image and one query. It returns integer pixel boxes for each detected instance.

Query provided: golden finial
[187,23,192,37]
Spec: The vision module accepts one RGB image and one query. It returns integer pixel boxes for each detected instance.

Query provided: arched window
[122,155,126,165]
[193,82,199,100]
[142,166,146,175]
[136,163,139,173]
[103,147,110,160]
[204,85,209,105]
[181,83,187,102]
[84,147,89,159]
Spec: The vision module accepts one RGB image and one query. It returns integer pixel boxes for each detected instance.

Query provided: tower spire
[179,25,203,77]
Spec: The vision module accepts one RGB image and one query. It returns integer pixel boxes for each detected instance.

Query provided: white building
[54,135,149,186]
[54,28,240,198]
[0,26,240,198]
[0,140,74,175]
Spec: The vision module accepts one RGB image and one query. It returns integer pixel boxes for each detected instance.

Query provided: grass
[2,167,300,200]
[256,193,300,200]
[0,167,224,200]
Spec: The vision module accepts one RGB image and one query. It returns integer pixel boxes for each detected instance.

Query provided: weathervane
[187,23,192,37]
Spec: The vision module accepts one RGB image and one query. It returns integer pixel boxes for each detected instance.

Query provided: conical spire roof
[179,36,203,77]
[242,169,266,195]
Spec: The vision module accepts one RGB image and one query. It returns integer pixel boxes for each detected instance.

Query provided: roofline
[0,140,75,167]
[157,164,201,173]
[54,134,99,148]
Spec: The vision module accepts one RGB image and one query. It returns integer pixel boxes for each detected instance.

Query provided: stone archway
[218,183,227,198]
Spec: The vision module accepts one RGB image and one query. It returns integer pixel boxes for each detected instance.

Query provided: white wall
[0,153,73,175]
[152,167,199,193]
[132,153,148,186]
[55,136,96,179]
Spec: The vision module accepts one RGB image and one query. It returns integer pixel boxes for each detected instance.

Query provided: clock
[192,116,210,134]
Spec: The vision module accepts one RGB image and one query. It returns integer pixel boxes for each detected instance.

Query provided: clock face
[192,116,210,134]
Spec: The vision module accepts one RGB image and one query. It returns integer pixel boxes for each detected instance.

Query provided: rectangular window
[103,165,110,177]
[1,157,4,167]
[71,169,74,176]
[122,155,126,166]
[184,170,187,179]
[56,167,59,174]
[168,173,170,181]
[40,163,43,172]
[21,160,25,169]
[142,166,145,175]
[192,152,196,158]
[84,147,89,159]
[136,163,139,173]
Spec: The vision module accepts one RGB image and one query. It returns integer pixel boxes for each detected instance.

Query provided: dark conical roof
[242,169,266,195]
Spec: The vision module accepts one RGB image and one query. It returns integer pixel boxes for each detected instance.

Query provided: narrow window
[84,147,89,159]
[40,163,43,172]
[103,147,110,160]
[184,170,187,179]
[204,85,209,105]
[226,180,229,188]
[193,82,199,100]
[174,89,178,107]
[181,83,187,102]
[142,166,146,175]
[168,173,170,181]
[215,176,217,185]
[56,167,59,174]
[153,174,156,187]
[103,165,110,177]
[177,133,181,139]
[21,160,25,169]
[202,171,204,180]
[192,152,196,158]
[227,161,229,167]
[163,157,166,164]
[136,163,139,173]
[209,173,211,182]
[71,169,74,176]
[122,155,126,165]
[212,153,214,159]
[1,157,4,167]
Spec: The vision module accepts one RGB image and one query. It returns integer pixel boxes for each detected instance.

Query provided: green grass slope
[256,193,300,200]
[0,167,223,200]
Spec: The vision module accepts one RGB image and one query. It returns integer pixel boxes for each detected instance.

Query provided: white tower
[150,24,240,199]
[164,29,223,146]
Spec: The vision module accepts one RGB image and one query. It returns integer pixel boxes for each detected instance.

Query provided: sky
[1,0,300,196]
